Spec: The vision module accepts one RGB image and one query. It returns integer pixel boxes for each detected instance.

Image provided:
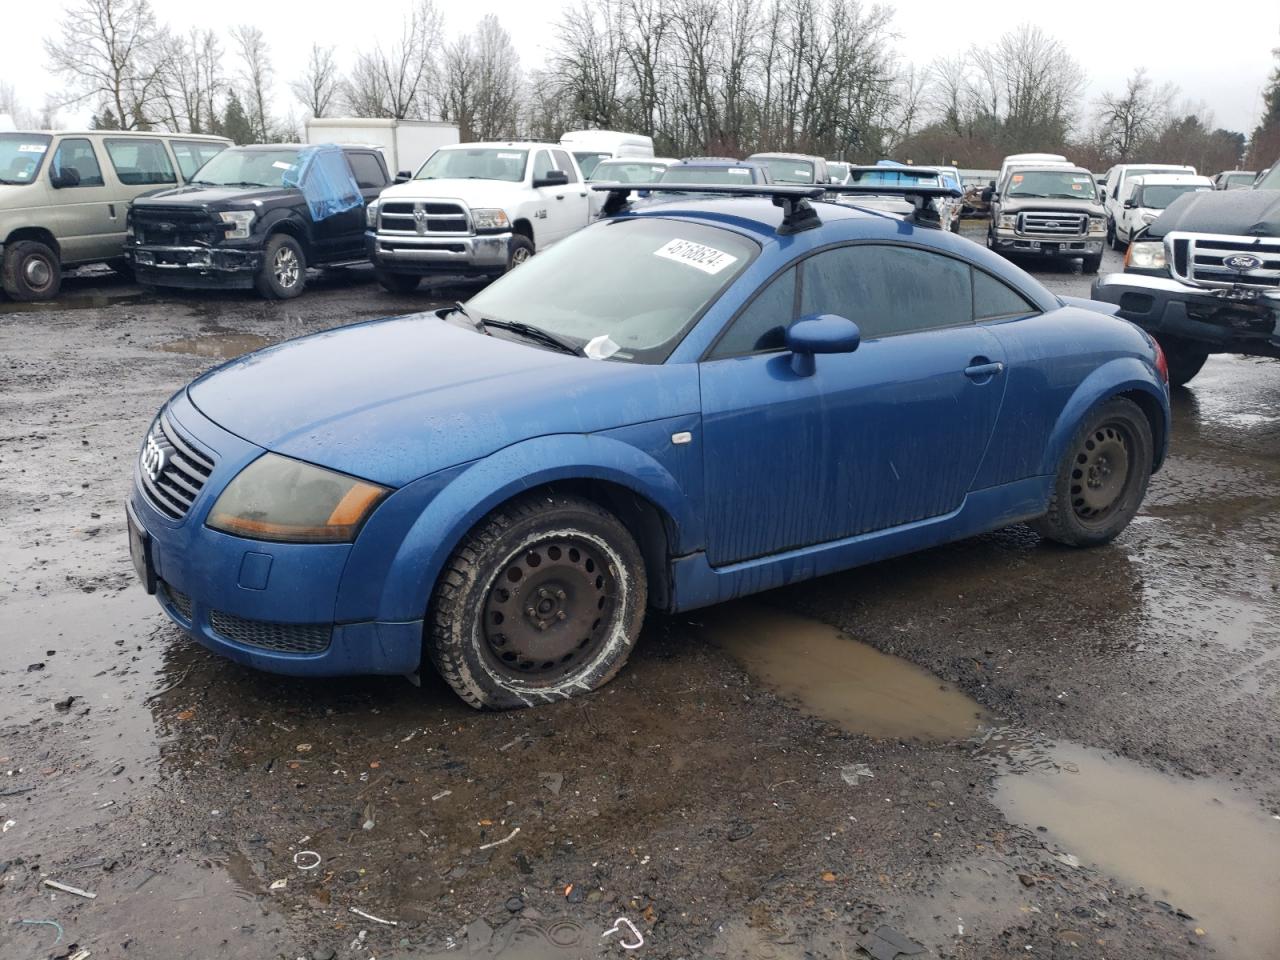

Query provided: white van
[559,130,655,180]
[1112,173,1214,247]
[996,153,1069,188]
[1099,163,1196,245]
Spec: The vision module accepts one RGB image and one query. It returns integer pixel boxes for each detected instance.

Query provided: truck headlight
[471,208,510,233]
[218,210,256,240]
[1088,217,1105,234]
[366,200,378,229]
[998,214,1016,230]
[207,453,390,544]
[1126,241,1166,271]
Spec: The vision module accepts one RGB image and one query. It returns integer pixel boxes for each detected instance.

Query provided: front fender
[369,431,701,623]
[1040,357,1170,477]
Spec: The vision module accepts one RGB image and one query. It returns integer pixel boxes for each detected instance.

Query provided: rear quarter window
[104,138,177,186]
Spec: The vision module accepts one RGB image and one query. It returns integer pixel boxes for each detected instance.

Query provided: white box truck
[559,130,654,179]
[304,118,460,179]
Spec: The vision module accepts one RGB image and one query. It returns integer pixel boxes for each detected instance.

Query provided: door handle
[108,203,117,220]
[555,194,565,200]
[964,360,1004,379]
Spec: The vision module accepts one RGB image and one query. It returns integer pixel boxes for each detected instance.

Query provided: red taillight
[1152,337,1169,385]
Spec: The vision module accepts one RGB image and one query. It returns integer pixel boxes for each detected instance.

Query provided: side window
[552,150,579,183]
[50,138,104,187]
[104,138,176,186]
[800,245,972,340]
[710,267,798,358]
[169,140,226,180]
[973,270,1037,320]
[532,150,555,181]
[346,152,387,189]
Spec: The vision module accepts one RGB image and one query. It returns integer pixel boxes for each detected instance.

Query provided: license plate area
[127,503,156,594]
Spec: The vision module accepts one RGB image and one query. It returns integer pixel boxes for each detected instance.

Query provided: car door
[552,149,590,236]
[530,149,573,247]
[698,243,1008,567]
[337,150,388,258]
[44,136,119,264]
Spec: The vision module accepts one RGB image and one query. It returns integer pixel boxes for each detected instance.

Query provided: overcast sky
[2,0,1276,137]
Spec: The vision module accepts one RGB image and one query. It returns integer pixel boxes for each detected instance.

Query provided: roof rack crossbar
[591,181,827,233]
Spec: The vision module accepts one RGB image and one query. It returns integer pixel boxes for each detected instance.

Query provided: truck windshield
[190,148,302,187]
[592,161,669,183]
[0,134,52,185]
[417,148,527,182]
[465,217,756,364]
[572,152,611,179]
[753,157,815,184]
[1007,171,1096,200]
[1135,185,1210,209]
[660,166,759,184]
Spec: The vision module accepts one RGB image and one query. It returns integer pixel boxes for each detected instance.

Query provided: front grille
[1167,232,1280,290]
[159,581,193,621]
[1017,212,1087,236]
[132,207,222,246]
[209,611,332,654]
[138,412,215,520]
[378,200,469,235]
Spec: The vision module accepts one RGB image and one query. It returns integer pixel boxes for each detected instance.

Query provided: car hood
[377,178,531,206]
[186,314,699,487]
[1148,188,1280,238]
[0,182,42,209]
[133,184,297,208]
[998,197,1103,215]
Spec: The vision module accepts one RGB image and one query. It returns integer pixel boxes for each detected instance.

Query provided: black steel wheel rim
[1070,420,1133,523]
[482,537,618,681]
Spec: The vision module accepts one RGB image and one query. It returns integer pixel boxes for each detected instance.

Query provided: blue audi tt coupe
[127,183,1170,709]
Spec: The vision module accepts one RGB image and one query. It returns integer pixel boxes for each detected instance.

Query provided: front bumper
[127,243,261,290]
[993,230,1104,256]
[128,393,423,677]
[367,230,510,277]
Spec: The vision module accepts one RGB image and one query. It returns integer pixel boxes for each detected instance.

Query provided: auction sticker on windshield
[654,238,739,275]
[18,144,47,153]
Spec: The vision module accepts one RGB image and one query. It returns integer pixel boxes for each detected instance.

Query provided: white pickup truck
[365,141,591,292]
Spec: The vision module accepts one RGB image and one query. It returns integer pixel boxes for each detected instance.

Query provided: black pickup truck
[1091,161,1279,385]
[126,143,389,299]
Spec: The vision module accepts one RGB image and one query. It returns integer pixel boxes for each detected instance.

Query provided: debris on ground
[840,763,875,785]
[856,925,926,960]
[349,906,397,926]
[539,771,564,796]
[43,879,97,899]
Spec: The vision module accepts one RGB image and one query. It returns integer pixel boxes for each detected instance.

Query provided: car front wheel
[376,271,421,294]
[1157,336,1209,387]
[507,235,534,271]
[2,240,62,301]
[1032,397,1153,547]
[427,493,647,710]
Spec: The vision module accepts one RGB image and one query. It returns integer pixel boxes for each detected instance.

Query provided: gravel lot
[2,231,1278,960]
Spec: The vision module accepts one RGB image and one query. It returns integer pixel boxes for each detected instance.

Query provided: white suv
[1112,173,1214,246]
[1099,163,1195,248]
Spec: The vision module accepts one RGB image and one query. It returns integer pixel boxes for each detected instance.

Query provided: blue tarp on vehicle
[283,144,363,221]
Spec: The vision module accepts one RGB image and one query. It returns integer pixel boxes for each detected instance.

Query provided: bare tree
[440,34,478,139]
[154,28,224,133]
[291,43,340,119]
[344,0,443,119]
[230,24,274,141]
[1096,69,1173,161]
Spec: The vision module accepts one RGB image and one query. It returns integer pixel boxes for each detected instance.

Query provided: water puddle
[982,731,1280,959]
[700,602,989,741]
[154,331,271,359]
[0,292,143,314]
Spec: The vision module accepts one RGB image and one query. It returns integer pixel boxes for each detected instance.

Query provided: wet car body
[127,189,1170,694]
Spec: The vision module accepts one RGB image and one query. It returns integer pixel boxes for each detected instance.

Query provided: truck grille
[210,610,332,654]
[1017,212,1087,236]
[138,412,216,520]
[1166,232,1280,290]
[379,200,469,235]
[132,207,221,246]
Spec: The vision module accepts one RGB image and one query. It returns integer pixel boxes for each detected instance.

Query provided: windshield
[591,161,669,183]
[466,217,756,363]
[1135,184,1210,209]
[417,148,527,182]
[660,166,759,185]
[849,168,939,187]
[0,134,52,185]
[1223,173,1254,189]
[1251,166,1279,190]
[753,157,814,184]
[573,152,612,179]
[191,147,302,187]
[828,162,850,181]
[1006,170,1096,200]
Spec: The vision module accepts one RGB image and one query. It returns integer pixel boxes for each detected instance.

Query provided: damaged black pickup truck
[1091,162,1280,385]
[125,143,389,299]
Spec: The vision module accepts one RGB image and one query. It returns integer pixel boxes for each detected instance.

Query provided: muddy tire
[1082,254,1102,274]
[1157,336,1209,387]
[1032,397,1153,547]
[376,271,421,294]
[426,493,647,710]
[254,234,307,299]
[507,235,535,271]
[2,240,61,301]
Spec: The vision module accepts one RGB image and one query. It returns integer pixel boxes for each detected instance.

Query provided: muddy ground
[1,236,1278,960]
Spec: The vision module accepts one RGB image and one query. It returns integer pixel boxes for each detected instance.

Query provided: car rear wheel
[254,234,307,299]
[376,271,421,294]
[1082,254,1102,274]
[2,240,62,301]
[1032,397,1152,547]
[1157,336,1209,387]
[426,493,647,710]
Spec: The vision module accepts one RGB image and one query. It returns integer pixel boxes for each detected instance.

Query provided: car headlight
[471,208,510,232]
[998,214,1017,229]
[366,200,378,229]
[218,210,256,240]
[1126,240,1166,271]
[207,453,390,543]
[1088,217,1105,233]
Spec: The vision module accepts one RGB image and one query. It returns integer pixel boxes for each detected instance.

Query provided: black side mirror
[51,168,80,189]
[786,314,861,376]
[394,170,412,184]
[534,170,570,188]
[1123,199,1137,208]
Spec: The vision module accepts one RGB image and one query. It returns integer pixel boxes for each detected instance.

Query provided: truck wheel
[1109,221,1125,251]
[507,236,535,271]
[426,492,647,710]
[376,271,421,294]
[1157,336,1209,387]
[1032,397,1152,548]
[1082,254,1102,274]
[2,240,61,301]
[255,234,307,299]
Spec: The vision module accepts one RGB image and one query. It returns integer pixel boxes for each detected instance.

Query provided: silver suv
[0,129,230,300]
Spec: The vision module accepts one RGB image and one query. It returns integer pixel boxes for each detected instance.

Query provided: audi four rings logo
[141,435,167,482]
[1224,254,1262,271]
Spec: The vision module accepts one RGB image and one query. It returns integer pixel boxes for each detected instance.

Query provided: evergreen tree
[91,107,121,130]
[222,90,255,145]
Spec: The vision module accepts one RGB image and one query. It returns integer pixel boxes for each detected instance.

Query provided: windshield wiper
[0,178,25,185]
[482,318,585,357]
[448,301,486,333]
